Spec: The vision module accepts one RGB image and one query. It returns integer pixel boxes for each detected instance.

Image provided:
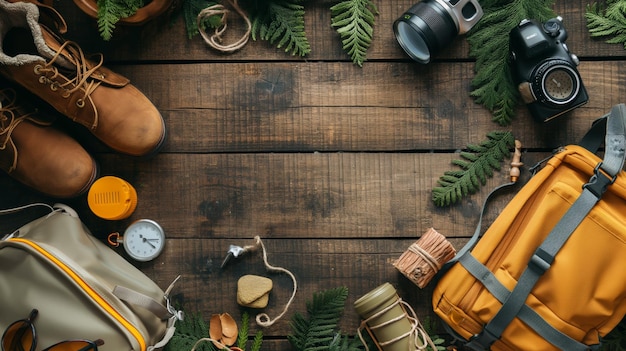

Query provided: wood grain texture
[109,61,625,152]
[135,238,472,337]
[54,0,626,61]
[0,0,624,348]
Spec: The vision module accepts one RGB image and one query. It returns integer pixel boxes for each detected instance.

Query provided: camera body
[509,16,588,122]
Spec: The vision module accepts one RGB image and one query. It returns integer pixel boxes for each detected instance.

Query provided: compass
[109,219,165,262]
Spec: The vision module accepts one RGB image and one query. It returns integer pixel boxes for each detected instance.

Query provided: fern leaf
[467,0,555,125]
[288,287,349,351]
[237,311,250,349]
[247,0,311,56]
[458,152,478,163]
[331,0,378,67]
[235,311,264,351]
[250,331,264,351]
[432,131,515,207]
[182,0,220,39]
[328,333,366,351]
[586,0,626,49]
[96,0,122,41]
[96,0,143,40]
[164,312,216,351]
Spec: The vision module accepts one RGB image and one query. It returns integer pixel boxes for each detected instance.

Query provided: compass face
[123,219,165,262]
[541,65,578,104]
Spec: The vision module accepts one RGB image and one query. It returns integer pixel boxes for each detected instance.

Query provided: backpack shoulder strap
[465,103,626,350]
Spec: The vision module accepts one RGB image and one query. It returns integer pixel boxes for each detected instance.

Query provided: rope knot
[197,0,251,53]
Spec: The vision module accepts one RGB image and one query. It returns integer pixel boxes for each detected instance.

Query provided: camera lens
[536,61,580,105]
[394,1,456,63]
[393,0,483,64]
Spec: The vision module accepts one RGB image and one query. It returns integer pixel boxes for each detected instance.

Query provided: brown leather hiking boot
[0,88,98,198]
[0,0,166,157]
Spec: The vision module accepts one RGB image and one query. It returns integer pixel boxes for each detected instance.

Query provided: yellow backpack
[432,104,626,351]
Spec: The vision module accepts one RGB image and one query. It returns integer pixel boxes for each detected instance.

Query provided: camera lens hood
[393,0,483,63]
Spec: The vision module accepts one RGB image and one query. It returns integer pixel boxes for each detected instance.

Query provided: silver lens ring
[534,61,580,106]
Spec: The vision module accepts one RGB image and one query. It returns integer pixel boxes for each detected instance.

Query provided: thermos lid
[87,176,138,220]
[354,282,398,318]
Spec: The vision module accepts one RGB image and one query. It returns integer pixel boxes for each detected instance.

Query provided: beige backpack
[0,203,183,351]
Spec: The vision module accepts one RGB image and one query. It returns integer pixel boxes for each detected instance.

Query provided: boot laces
[0,89,30,172]
[34,40,103,108]
[0,90,28,146]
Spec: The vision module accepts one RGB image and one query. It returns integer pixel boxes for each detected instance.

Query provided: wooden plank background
[1,0,625,349]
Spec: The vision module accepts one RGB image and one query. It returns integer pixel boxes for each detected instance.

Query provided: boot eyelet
[50,83,58,91]
[76,99,85,108]
[34,65,42,74]
[38,76,47,84]
[62,90,71,98]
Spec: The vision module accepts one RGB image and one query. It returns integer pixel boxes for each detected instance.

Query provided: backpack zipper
[8,237,147,351]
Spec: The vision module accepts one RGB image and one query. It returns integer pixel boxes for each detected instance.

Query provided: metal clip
[1,230,18,241]
[220,239,261,268]
[528,147,564,176]
[221,244,246,268]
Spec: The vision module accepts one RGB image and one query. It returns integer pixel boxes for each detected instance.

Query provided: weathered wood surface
[1,0,625,349]
[59,0,626,61]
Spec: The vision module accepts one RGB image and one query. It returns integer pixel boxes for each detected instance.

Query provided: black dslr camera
[509,16,588,122]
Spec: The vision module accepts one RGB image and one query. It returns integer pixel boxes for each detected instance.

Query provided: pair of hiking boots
[0,0,165,198]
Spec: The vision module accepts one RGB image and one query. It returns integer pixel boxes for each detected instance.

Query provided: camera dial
[542,17,563,37]
[509,16,588,122]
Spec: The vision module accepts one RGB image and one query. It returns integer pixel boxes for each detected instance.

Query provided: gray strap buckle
[583,162,617,198]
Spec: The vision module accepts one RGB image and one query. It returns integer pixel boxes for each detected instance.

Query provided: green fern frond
[96,0,143,41]
[237,311,251,349]
[236,311,263,351]
[250,330,264,351]
[165,310,262,351]
[328,332,365,351]
[432,131,515,207]
[420,317,447,351]
[182,0,220,39]
[330,0,378,67]
[248,0,311,56]
[467,0,555,125]
[164,312,216,351]
[586,0,626,49]
[288,286,349,351]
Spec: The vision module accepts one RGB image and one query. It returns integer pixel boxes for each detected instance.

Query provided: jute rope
[407,243,441,272]
[229,236,298,327]
[190,236,297,350]
[191,337,239,351]
[357,298,438,351]
[393,228,456,288]
[197,0,251,53]
[251,235,298,327]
